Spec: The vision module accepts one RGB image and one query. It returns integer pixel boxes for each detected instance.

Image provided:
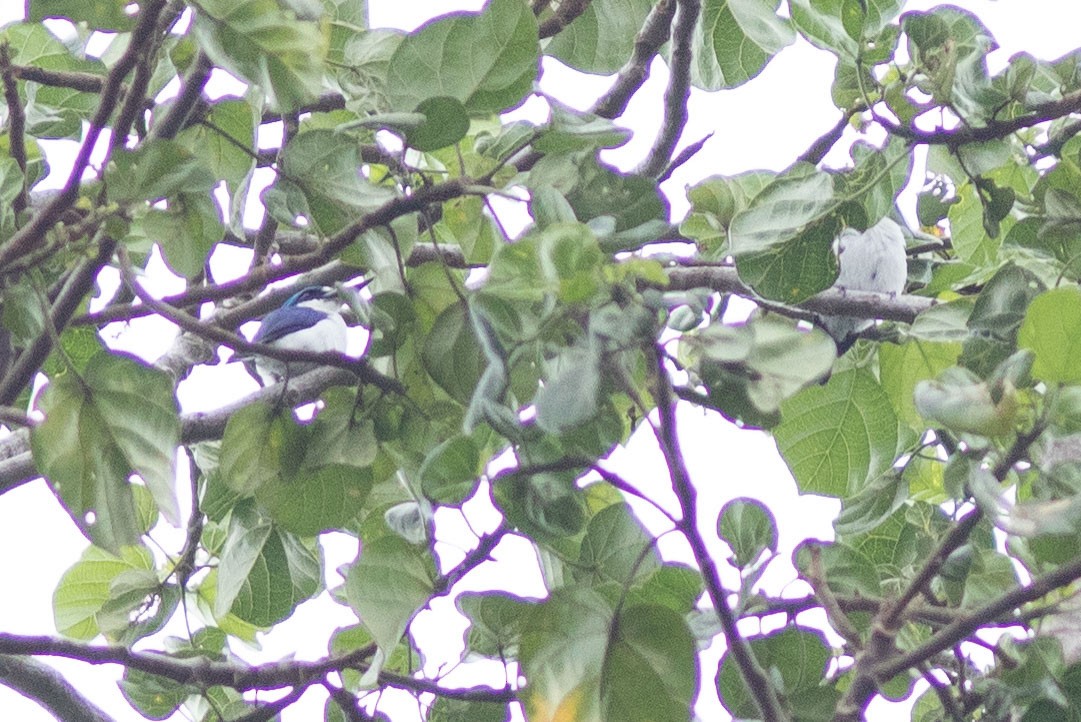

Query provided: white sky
[0,1,1079,721]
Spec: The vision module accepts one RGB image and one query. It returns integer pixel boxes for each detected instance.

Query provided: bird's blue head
[282,285,338,308]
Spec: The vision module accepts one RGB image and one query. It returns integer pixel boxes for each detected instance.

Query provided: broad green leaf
[718,497,778,567]
[535,345,602,435]
[219,402,299,496]
[686,316,837,416]
[915,367,1020,437]
[386,0,539,115]
[1019,287,1081,384]
[107,140,217,204]
[121,667,192,720]
[693,0,795,90]
[257,463,373,536]
[949,183,1002,264]
[419,435,481,504]
[302,388,379,469]
[176,98,257,192]
[422,301,486,405]
[214,505,321,626]
[880,339,962,429]
[428,698,508,722]
[53,545,154,640]
[29,0,135,30]
[139,192,224,278]
[775,369,899,497]
[790,0,859,58]
[345,535,434,654]
[574,503,659,586]
[545,0,653,75]
[32,351,181,551]
[192,0,328,110]
[520,587,610,722]
[458,592,534,658]
[266,128,396,236]
[717,626,838,719]
[600,604,699,722]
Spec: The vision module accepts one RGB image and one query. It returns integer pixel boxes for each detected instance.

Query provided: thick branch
[0,655,114,722]
[537,0,591,39]
[0,633,515,703]
[637,0,697,178]
[591,0,676,119]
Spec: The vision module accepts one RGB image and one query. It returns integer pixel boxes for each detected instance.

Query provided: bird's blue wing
[254,307,328,345]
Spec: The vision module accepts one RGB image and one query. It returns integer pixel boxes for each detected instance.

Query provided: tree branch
[0,655,114,722]
[649,344,789,721]
[591,0,676,119]
[537,0,591,39]
[637,0,698,178]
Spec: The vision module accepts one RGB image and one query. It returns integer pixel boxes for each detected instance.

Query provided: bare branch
[649,345,789,721]
[537,0,591,39]
[591,0,676,119]
[0,43,28,214]
[0,655,114,722]
[637,0,698,178]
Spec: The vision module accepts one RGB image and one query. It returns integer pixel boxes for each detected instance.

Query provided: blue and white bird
[819,216,908,352]
[248,285,348,385]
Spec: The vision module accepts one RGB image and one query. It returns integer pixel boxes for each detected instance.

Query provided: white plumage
[251,286,348,384]
[819,217,907,347]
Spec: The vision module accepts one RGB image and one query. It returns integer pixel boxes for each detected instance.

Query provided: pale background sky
[0,1,1078,720]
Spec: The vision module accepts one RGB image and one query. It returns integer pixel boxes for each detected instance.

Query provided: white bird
[819,217,908,352]
[249,285,348,385]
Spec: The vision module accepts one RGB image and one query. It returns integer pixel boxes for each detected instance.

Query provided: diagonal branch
[0,655,114,722]
[649,344,789,721]
[0,0,169,272]
[637,0,698,178]
[591,0,676,119]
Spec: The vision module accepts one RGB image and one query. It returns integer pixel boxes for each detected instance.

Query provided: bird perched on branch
[248,285,348,386]
[818,216,908,353]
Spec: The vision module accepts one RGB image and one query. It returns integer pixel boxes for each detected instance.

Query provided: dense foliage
[2,0,1081,720]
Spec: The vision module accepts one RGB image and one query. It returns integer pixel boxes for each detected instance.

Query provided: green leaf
[302,388,379,469]
[257,463,373,536]
[458,592,534,658]
[687,316,837,416]
[693,0,795,90]
[29,0,135,30]
[214,504,321,626]
[345,535,434,655]
[880,339,962,429]
[774,369,899,497]
[407,96,470,151]
[53,545,154,640]
[219,402,298,496]
[419,435,481,505]
[192,0,328,110]
[717,626,837,719]
[718,497,779,567]
[32,351,181,552]
[267,128,396,236]
[520,587,610,721]
[535,345,602,435]
[600,605,699,722]
[1019,287,1081,384]
[121,667,192,720]
[790,0,859,58]
[386,0,539,115]
[107,140,217,204]
[422,302,486,405]
[545,0,654,74]
[574,503,659,586]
